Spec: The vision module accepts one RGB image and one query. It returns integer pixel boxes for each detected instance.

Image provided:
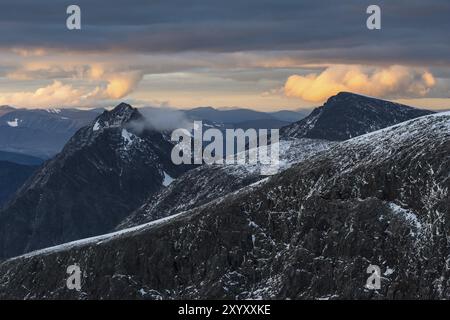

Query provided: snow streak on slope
[8,212,186,261]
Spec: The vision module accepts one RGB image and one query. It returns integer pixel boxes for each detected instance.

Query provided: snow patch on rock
[388,203,422,231]
[163,171,174,186]
[121,128,134,146]
[6,118,20,127]
[92,120,101,131]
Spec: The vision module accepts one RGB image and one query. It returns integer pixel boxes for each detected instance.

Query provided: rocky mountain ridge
[281,92,433,140]
[0,103,187,260]
[0,111,448,299]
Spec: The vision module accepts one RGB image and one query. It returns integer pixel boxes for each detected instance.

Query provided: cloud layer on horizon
[0,0,449,109]
[0,70,143,108]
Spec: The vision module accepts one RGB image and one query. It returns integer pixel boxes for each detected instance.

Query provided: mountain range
[0,105,307,160]
[183,106,308,124]
[0,150,43,166]
[0,107,101,158]
[0,92,448,299]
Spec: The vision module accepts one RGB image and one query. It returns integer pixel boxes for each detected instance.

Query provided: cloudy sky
[0,0,449,110]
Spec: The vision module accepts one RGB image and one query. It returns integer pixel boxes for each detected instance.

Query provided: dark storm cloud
[1,0,449,65]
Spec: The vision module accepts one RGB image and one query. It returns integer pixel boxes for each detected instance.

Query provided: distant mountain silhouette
[0,108,100,158]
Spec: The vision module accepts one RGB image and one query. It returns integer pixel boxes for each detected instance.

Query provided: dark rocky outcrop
[118,138,333,229]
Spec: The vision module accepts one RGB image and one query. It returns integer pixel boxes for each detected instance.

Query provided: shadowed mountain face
[0,161,38,208]
[0,103,187,260]
[0,112,448,299]
[281,92,434,140]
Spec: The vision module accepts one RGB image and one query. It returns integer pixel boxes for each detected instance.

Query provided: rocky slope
[118,138,334,229]
[281,92,433,140]
[119,93,434,230]
[0,103,187,260]
[0,111,448,299]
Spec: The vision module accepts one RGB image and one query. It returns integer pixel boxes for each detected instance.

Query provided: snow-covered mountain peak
[62,103,147,154]
[92,103,141,133]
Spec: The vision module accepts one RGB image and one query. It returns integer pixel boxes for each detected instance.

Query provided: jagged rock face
[119,138,334,229]
[0,103,186,260]
[119,94,434,230]
[281,92,433,140]
[0,112,448,300]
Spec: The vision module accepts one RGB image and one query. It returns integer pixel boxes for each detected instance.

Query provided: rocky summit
[281,92,433,141]
[0,103,187,260]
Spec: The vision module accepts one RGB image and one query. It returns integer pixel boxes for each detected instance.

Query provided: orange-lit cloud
[11,48,47,57]
[0,81,82,107]
[0,70,143,108]
[0,53,144,107]
[284,65,437,102]
[2,49,447,111]
[105,72,143,99]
